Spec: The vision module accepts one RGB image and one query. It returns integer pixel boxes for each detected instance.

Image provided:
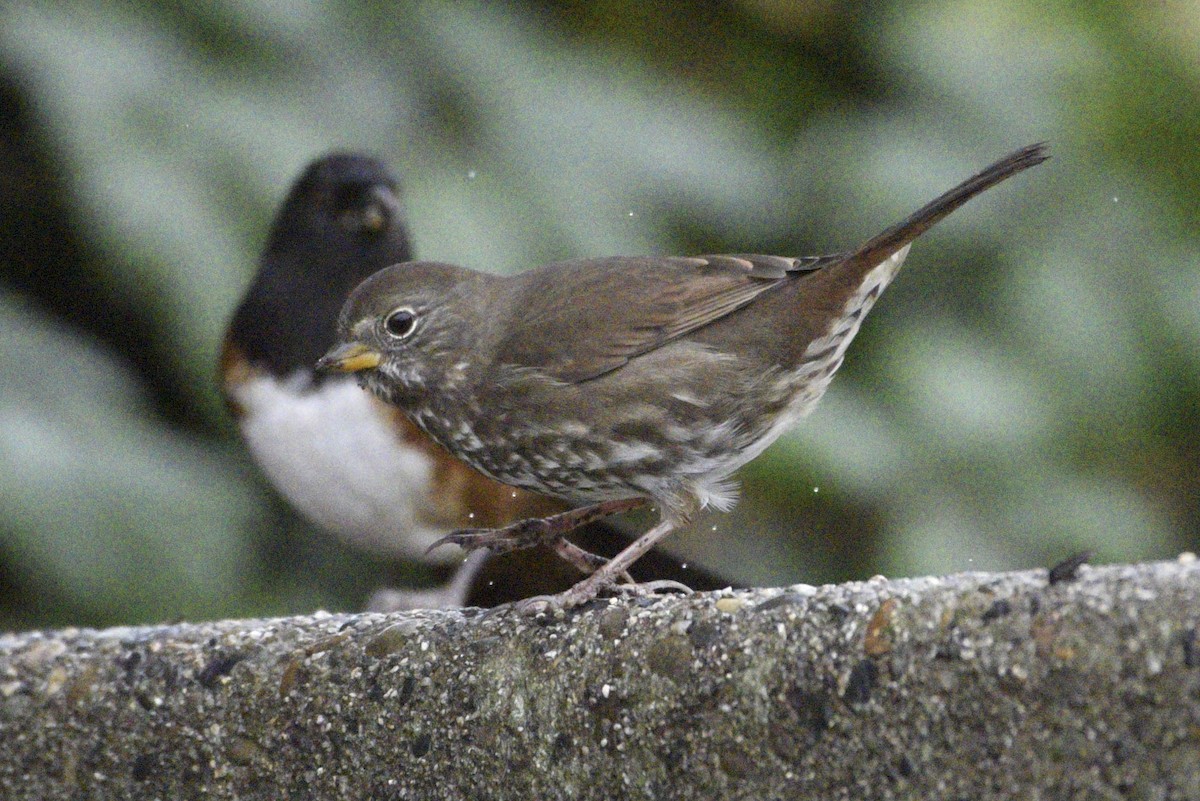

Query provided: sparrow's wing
[500,142,1049,384]
[500,253,836,383]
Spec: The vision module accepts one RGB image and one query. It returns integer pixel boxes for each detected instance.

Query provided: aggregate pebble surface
[1,559,1199,800]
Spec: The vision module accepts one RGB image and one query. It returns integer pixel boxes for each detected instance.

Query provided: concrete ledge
[2,559,1198,799]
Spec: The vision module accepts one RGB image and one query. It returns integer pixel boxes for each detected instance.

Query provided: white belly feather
[232,373,455,561]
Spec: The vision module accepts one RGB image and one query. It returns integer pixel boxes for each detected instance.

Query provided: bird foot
[425,498,647,559]
[427,518,553,556]
[426,519,615,578]
[512,577,693,617]
[619,579,694,597]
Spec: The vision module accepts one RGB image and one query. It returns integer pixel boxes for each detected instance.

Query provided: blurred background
[1,0,1196,630]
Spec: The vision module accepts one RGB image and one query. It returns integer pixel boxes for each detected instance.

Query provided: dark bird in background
[320,144,1049,611]
[221,153,730,608]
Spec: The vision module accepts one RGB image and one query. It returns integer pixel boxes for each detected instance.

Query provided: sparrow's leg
[425,497,647,558]
[549,538,637,585]
[515,502,697,614]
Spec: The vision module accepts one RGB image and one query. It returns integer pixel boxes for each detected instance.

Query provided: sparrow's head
[316,262,491,405]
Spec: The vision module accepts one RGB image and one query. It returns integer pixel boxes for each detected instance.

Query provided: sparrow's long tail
[750,142,1048,383]
[832,142,1049,279]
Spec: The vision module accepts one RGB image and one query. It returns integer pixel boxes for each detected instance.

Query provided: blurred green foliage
[1,0,1196,628]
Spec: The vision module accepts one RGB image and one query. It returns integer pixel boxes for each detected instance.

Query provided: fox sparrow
[318,144,1049,610]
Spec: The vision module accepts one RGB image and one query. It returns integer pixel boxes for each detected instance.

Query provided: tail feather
[831,143,1049,280]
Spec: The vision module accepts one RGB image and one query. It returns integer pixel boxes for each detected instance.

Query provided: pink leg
[517,511,692,613]
[425,497,646,557]
[551,538,636,584]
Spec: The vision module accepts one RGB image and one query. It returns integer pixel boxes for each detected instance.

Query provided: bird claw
[615,579,694,597]
[513,593,564,617]
[509,577,694,617]
[425,498,646,557]
[425,518,553,556]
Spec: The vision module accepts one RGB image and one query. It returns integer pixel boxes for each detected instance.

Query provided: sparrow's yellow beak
[316,342,382,373]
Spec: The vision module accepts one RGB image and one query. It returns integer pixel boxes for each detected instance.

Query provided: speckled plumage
[323,144,1049,609]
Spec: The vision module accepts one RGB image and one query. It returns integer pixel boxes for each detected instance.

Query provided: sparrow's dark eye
[383,308,417,339]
